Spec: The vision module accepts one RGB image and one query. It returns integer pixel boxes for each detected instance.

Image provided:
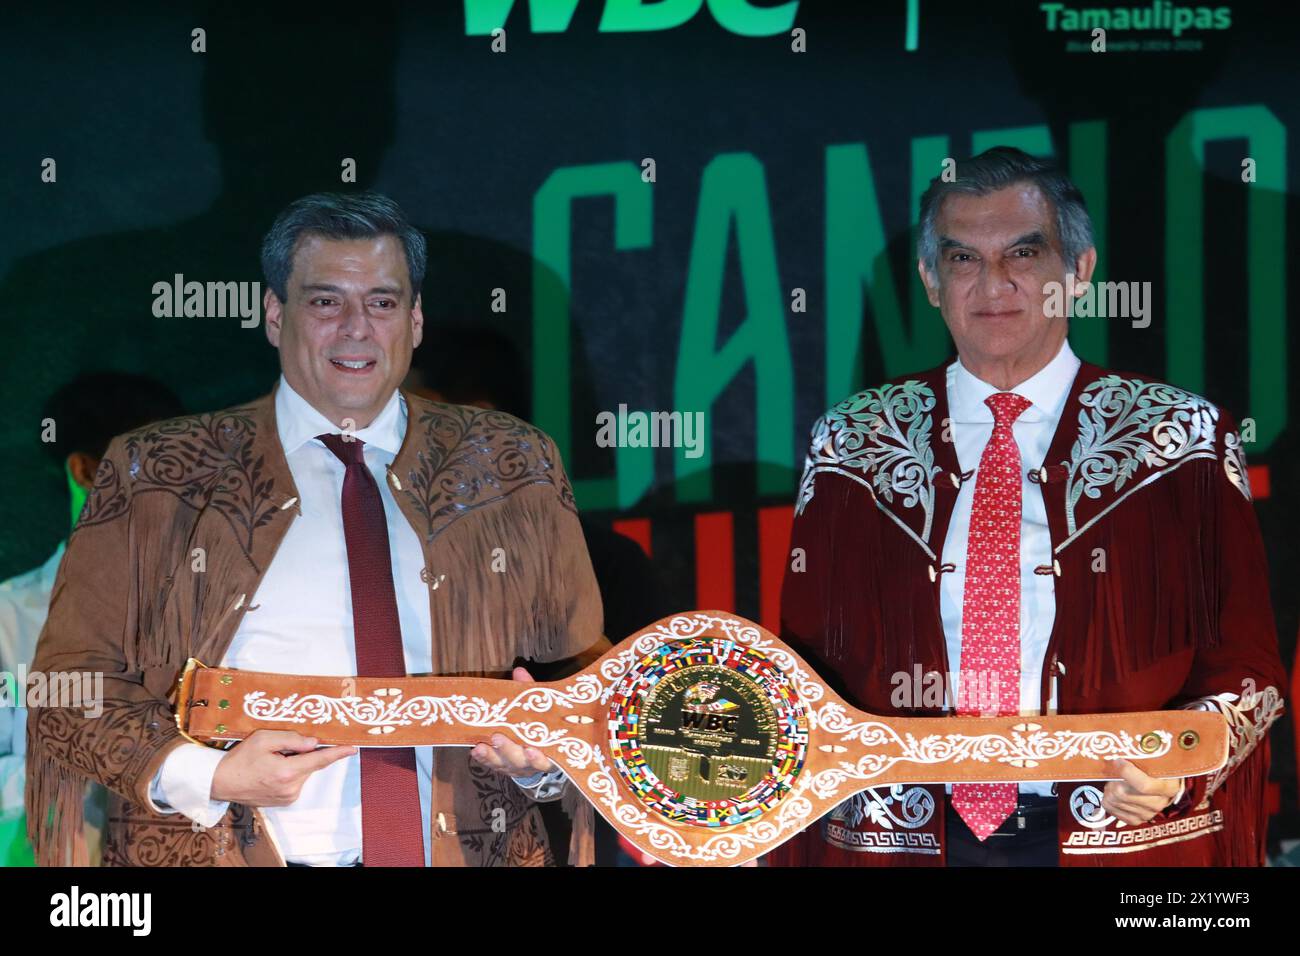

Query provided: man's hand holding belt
[468,665,568,801]
[1102,758,1187,825]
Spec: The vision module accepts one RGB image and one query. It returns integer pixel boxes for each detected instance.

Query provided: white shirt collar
[274,374,406,457]
[947,339,1081,424]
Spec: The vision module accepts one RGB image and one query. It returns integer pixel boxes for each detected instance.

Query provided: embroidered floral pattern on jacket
[796,381,941,550]
[401,404,575,542]
[463,759,555,867]
[830,785,936,829]
[84,408,283,568]
[75,456,129,529]
[822,786,939,854]
[1180,680,1284,801]
[1223,431,1252,501]
[72,408,282,569]
[1062,376,1219,536]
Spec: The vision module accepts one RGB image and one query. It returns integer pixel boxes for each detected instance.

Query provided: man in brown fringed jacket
[26,192,607,867]
[770,148,1286,867]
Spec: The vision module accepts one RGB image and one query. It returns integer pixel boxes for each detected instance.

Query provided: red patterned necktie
[318,433,424,867]
[950,392,1033,841]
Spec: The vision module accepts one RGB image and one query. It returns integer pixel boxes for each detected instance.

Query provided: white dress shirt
[938,341,1184,808]
[1,543,110,864]
[0,545,65,838]
[939,341,1079,797]
[150,376,562,865]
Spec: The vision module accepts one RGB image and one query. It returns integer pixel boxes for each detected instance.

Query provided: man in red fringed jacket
[769,146,1285,867]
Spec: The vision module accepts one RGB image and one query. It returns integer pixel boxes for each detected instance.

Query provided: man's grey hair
[261,191,427,303]
[917,146,1094,277]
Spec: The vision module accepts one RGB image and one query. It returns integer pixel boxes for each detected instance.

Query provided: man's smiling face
[264,233,423,429]
[919,183,1089,384]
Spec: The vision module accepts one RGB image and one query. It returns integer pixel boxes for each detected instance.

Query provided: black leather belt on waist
[1009,793,1059,813]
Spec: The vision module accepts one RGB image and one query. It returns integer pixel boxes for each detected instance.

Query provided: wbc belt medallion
[608,638,807,828]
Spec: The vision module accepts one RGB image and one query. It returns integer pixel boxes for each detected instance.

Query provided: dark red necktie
[318,433,424,867]
[950,392,1032,841]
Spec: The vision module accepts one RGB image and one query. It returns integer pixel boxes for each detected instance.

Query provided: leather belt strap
[175,660,524,749]
[174,658,1227,783]
[170,608,1235,867]
[170,612,1235,867]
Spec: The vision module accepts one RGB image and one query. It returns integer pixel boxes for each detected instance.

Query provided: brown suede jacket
[26,384,604,866]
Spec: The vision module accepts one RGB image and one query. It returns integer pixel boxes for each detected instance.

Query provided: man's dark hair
[260,191,427,304]
[917,146,1095,275]
[409,325,532,421]
[40,372,185,464]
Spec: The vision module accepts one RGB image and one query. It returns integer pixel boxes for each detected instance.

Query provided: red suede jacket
[769,360,1286,866]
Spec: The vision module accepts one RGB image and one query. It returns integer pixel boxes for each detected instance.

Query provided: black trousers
[944,793,1060,867]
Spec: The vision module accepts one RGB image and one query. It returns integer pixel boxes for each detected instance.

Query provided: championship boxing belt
[173,611,1228,866]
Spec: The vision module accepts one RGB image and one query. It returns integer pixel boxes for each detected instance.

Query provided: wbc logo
[680,680,741,733]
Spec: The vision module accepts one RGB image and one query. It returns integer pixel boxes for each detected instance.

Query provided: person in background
[0,372,184,866]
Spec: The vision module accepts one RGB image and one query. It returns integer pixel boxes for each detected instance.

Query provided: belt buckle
[174,657,223,749]
[987,804,1032,837]
[988,811,1026,837]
